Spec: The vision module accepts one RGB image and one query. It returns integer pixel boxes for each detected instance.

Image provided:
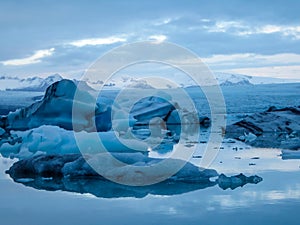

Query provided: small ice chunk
[0,127,5,136]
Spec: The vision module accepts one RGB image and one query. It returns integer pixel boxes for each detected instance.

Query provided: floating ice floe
[281,149,300,160]
[6,153,218,182]
[217,173,262,190]
[226,106,300,149]
[5,153,263,198]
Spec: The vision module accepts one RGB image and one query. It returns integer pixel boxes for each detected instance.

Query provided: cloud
[205,21,245,33]
[1,1,300,79]
[1,48,55,66]
[202,53,300,79]
[148,35,167,42]
[69,36,127,47]
[151,16,182,26]
[204,20,300,39]
[203,53,300,66]
[224,65,300,80]
[152,18,173,26]
[257,25,300,39]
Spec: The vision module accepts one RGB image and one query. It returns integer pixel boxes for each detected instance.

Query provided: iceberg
[0,125,150,159]
[6,153,218,181]
[131,96,175,126]
[1,79,111,132]
[6,153,263,198]
[0,126,22,153]
[217,173,263,190]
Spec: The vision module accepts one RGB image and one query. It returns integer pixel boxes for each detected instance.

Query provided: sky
[1,0,300,79]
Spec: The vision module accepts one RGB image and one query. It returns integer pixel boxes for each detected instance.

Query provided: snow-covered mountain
[0,74,63,91]
[85,76,154,90]
[85,72,300,89]
[215,72,300,86]
[1,72,299,91]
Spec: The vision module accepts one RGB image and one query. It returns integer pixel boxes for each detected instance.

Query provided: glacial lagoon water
[0,83,300,224]
[1,156,300,225]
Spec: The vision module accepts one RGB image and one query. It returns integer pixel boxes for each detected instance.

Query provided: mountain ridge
[0,72,299,91]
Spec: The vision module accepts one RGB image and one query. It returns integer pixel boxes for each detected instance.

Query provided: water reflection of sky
[150,140,300,174]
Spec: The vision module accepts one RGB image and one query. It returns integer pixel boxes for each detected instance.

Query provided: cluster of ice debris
[226,106,300,150]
